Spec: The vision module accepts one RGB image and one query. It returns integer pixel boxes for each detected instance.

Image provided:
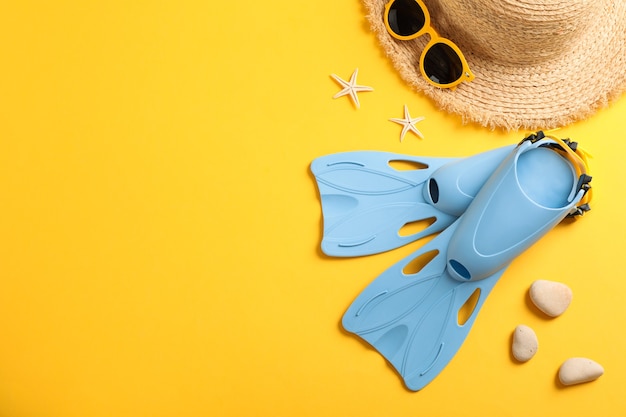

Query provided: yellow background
[0,1,625,416]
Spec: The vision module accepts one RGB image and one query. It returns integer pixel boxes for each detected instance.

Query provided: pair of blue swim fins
[311,131,592,391]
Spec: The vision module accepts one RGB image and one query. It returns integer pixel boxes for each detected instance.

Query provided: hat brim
[364,0,626,130]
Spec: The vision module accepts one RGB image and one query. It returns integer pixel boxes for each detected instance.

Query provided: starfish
[330,68,374,109]
[389,105,425,141]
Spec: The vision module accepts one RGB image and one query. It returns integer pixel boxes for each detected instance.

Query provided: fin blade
[342,228,453,336]
[321,202,456,256]
[401,274,502,390]
[343,221,507,391]
[311,151,456,256]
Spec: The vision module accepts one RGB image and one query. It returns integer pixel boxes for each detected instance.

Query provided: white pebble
[529,280,573,317]
[558,358,604,386]
[512,324,538,362]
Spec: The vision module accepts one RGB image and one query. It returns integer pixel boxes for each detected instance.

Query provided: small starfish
[389,105,425,141]
[330,68,373,109]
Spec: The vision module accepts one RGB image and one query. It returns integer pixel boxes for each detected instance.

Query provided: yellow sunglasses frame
[383,0,474,89]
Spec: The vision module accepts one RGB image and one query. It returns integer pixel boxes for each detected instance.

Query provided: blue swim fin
[311,145,515,257]
[342,134,592,391]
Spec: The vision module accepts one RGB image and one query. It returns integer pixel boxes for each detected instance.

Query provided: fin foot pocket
[428,179,439,203]
[449,259,471,281]
[517,148,575,208]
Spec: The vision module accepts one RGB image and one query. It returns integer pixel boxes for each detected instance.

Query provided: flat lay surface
[0,1,625,416]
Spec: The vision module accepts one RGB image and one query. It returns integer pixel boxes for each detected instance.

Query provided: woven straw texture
[364,0,626,130]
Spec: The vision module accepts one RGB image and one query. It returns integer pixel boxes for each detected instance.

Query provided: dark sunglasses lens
[388,0,426,37]
[423,43,463,85]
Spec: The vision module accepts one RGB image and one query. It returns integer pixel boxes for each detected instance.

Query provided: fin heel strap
[521,131,592,216]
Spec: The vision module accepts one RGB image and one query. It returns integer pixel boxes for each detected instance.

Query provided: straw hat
[363,0,626,130]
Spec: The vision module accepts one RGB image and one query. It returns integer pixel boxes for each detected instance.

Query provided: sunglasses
[384,0,474,88]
